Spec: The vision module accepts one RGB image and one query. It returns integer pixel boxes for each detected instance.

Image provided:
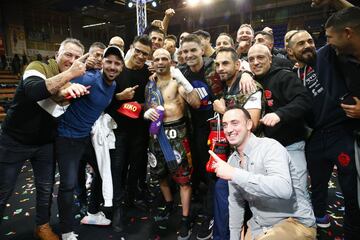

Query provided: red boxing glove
[207,119,226,147]
[206,140,229,173]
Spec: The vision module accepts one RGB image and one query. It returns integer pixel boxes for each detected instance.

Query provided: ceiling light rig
[183,0,213,7]
[125,0,159,8]
[122,0,161,35]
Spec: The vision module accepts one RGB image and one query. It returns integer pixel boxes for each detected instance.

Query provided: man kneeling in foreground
[209,106,316,240]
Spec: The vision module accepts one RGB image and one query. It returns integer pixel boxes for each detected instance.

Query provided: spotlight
[126,0,134,8]
[151,0,158,8]
[188,0,199,6]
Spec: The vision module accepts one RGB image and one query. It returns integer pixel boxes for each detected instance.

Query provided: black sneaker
[197,217,214,240]
[178,216,192,240]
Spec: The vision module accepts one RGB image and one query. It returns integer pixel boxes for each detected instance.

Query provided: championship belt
[146,81,178,172]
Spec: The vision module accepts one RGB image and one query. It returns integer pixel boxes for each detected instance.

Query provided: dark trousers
[0,133,55,226]
[213,178,230,240]
[191,126,215,217]
[110,127,148,207]
[56,136,102,233]
[78,142,103,214]
[76,158,88,205]
[306,126,360,239]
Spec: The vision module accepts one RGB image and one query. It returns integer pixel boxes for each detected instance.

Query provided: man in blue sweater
[55,46,124,240]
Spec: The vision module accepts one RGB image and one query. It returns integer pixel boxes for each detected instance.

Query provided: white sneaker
[80,211,111,226]
[85,172,93,189]
[62,232,78,240]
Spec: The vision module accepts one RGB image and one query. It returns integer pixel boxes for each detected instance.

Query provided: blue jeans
[213,178,230,240]
[0,133,55,226]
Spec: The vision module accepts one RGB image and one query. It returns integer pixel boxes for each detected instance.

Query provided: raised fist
[165,8,175,17]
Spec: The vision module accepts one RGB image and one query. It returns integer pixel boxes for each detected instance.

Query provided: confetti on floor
[0,160,347,240]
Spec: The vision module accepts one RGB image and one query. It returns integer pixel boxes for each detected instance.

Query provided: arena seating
[0,70,19,122]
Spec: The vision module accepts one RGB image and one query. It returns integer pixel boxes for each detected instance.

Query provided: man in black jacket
[287,28,360,239]
[178,34,223,240]
[0,38,88,240]
[247,44,312,190]
[105,35,152,233]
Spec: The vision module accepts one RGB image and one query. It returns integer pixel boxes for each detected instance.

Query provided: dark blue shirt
[58,70,116,138]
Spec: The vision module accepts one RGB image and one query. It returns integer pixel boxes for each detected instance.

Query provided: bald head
[153,48,171,60]
[248,44,271,58]
[109,36,124,51]
[248,44,272,77]
[153,48,172,76]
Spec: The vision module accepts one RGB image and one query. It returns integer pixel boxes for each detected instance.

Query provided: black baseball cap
[103,46,124,61]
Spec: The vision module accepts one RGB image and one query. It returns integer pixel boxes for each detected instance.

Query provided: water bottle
[149,106,165,136]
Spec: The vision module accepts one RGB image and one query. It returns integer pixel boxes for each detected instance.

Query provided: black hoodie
[256,66,312,146]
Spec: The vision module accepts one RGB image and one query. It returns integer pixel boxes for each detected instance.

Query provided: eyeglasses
[134,47,150,57]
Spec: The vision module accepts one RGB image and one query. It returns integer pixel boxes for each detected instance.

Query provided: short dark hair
[89,42,106,50]
[193,30,211,39]
[255,31,274,43]
[180,34,202,47]
[216,47,238,62]
[132,35,152,48]
[225,105,251,120]
[325,7,360,32]
[165,34,177,43]
[217,33,235,47]
[146,26,166,38]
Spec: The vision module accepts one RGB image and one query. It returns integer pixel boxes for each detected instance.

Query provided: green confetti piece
[13,209,23,215]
